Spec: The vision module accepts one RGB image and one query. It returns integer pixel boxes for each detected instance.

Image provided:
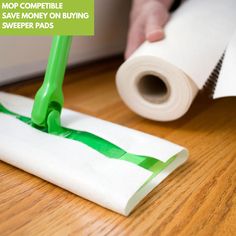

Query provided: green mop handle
[31,36,72,128]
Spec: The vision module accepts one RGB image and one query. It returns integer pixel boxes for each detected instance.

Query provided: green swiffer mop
[0,36,175,176]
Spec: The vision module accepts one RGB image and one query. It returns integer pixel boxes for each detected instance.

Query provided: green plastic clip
[31,35,72,133]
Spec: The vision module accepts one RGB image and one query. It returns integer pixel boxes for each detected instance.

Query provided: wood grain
[0,57,235,236]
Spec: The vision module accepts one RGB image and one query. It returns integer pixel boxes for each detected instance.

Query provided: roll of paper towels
[116,0,236,121]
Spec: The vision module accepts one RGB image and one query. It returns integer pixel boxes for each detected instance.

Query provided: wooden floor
[0,57,235,236]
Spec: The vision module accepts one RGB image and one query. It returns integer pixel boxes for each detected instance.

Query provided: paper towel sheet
[0,92,188,216]
[214,31,236,98]
[116,0,236,121]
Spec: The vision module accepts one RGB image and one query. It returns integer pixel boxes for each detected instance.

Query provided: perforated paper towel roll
[116,0,236,121]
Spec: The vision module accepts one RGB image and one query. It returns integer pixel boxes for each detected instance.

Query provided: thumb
[145,8,169,42]
[125,20,145,59]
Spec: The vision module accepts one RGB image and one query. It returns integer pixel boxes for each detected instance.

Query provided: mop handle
[31,35,72,129]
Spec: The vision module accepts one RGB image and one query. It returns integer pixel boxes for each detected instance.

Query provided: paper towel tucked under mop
[116,0,236,121]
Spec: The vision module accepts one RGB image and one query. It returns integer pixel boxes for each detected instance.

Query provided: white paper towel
[214,31,236,98]
[116,0,236,121]
[0,92,188,216]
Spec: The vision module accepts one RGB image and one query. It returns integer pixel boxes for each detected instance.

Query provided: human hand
[125,0,174,59]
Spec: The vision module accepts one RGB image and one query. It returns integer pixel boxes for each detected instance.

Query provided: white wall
[0,0,131,85]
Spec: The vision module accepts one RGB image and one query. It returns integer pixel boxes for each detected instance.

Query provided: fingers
[125,19,145,59]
